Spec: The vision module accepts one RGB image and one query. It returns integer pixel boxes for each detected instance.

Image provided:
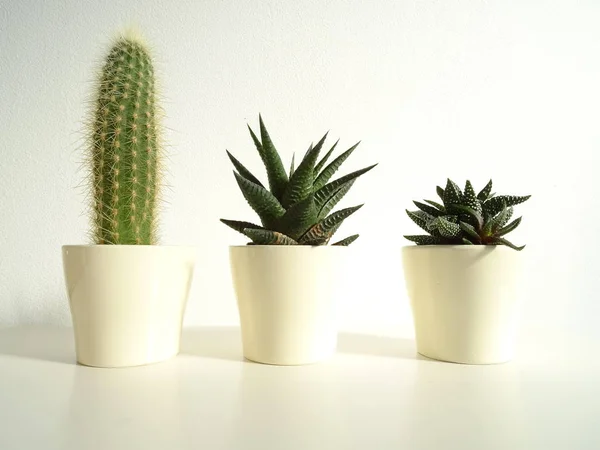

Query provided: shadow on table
[180,327,244,362]
[181,327,426,362]
[337,333,426,360]
[0,326,76,365]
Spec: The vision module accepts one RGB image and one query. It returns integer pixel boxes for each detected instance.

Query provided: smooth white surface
[0,326,598,450]
[230,246,345,365]
[403,246,522,364]
[63,245,196,367]
[1,0,600,336]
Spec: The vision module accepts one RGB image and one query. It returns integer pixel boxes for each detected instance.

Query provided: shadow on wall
[0,326,422,365]
[0,326,76,364]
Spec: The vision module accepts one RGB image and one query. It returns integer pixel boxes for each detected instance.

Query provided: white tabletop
[0,326,597,450]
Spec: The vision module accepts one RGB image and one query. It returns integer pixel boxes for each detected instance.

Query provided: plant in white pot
[62,32,196,368]
[402,179,530,364]
[221,116,376,365]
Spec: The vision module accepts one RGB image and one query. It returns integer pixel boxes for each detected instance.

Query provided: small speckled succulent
[221,116,376,245]
[405,179,530,251]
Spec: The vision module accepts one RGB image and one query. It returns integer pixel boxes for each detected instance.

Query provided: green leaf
[436,186,445,200]
[462,237,474,245]
[299,204,363,245]
[256,116,289,200]
[413,200,445,217]
[448,204,483,229]
[407,209,432,230]
[243,228,298,245]
[483,195,531,217]
[234,171,285,228]
[277,194,317,240]
[332,234,359,246]
[317,179,356,220]
[495,217,522,237]
[493,237,525,251]
[314,139,339,178]
[313,141,360,191]
[282,134,327,207]
[220,219,263,235]
[226,150,264,187]
[314,164,377,211]
[435,217,461,238]
[463,180,482,213]
[477,179,493,201]
[404,235,449,245]
[443,178,463,206]
[289,153,295,177]
[460,221,481,243]
[483,202,508,236]
[424,200,445,212]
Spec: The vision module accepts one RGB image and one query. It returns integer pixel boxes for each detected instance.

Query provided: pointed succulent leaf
[332,234,359,246]
[483,202,508,235]
[406,209,437,234]
[413,200,445,217]
[256,116,289,200]
[483,195,531,217]
[313,141,360,191]
[436,186,445,200]
[404,235,449,245]
[462,237,475,245]
[463,180,483,213]
[495,217,522,237]
[234,172,285,228]
[443,178,463,206]
[314,164,377,210]
[448,204,483,229]
[220,219,263,235]
[477,179,493,201]
[289,153,295,177]
[317,179,356,220]
[460,221,481,243]
[424,200,445,212]
[498,207,513,228]
[493,237,525,251]
[436,217,461,238]
[226,150,264,187]
[243,228,297,245]
[277,194,317,240]
[299,204,363,245]
[282,134,327,207]
[314,139,339,178]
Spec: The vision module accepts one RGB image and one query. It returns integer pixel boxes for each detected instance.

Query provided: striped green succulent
[405,179,530,251]
[221,116,376,245]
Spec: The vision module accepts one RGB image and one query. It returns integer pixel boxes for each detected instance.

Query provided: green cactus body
[91,36,160,245]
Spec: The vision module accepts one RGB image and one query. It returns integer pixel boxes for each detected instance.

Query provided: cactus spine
[90,34,161,245]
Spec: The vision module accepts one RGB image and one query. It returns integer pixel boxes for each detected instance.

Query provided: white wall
[1,0,599,336]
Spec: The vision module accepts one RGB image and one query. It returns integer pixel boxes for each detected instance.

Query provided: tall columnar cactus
[89,34,161,245]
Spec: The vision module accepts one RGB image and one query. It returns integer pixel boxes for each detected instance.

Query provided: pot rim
[62,244,196,249]
[402,244,521,252]
[228,245,349,249]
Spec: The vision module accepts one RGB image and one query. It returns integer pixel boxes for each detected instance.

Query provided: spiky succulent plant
[405,179,530,251]
[221,116,376,245]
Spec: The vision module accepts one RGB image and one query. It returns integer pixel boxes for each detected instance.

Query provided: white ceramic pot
[402,245,523,364]
[62,245,196,368]
[229,246,347,365]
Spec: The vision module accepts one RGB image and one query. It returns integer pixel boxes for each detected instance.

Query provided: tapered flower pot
[229,246,347,365]
[62,245,196,368]
[402,245,523,364]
